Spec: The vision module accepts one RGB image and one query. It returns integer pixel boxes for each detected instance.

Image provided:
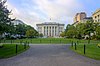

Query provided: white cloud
[6,2,20,19]
[6,0,85,29]
[33,0,85,23]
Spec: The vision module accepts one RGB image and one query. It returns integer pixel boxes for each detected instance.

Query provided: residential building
[73,12,87,26]
[74,12,86,23]
[81,17,93,23]
[92,8,100,22]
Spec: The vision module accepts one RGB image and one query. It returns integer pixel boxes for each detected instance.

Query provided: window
[98,15,99,17]
[95,16,97,18]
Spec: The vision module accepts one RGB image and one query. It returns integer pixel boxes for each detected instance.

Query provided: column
[49,26,50,37]
[55,27,56,37]
[45,26,47,36]
[47,26,48,36]
[56,26,59,37]
[48,26,50,37]
[54,26,55,37]
[42,26,44,36]
[51,26,52,37]
[44,26,45,36]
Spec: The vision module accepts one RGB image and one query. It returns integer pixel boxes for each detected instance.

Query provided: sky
[6,0,100,29]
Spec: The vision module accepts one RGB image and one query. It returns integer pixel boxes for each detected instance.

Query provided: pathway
[0,44,100,66]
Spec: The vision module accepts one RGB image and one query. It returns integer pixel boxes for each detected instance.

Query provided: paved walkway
[0,44,100,66]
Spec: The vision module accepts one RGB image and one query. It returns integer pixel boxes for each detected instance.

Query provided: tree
[0,0,14,38]
[65,24,71,32]
[75,20,94,39]
[76,23,85,39]
[66,29,77,38]
[96,26,100,39]
[26,29,35,38]
[26,28,39,38]
[15,24,26,35]
[39,33,43,37]
[60,32,65,37]
[65,25,77,38]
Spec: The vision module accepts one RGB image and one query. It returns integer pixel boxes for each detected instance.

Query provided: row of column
[43,26,59,37]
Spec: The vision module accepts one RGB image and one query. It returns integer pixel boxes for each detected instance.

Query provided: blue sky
[6,0,100,29]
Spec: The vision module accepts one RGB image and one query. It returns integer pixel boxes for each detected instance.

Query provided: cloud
[6,2,20,19]
[33,0,85,24]
[6,0,85,29]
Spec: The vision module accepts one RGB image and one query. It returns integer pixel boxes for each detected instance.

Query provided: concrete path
[0,44,100,66]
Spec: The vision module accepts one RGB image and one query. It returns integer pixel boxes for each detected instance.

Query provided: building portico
[36,22,64,37]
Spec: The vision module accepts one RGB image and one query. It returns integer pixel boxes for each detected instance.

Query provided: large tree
[65,25,77,38]
[60,32,65,37]
[0,0,14,36]
[26,29,38,38]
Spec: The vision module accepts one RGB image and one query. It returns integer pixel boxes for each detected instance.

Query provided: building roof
[36,22,64,26]
[92,8,100,15]
[83,17,92,20]
[75,12,86,16]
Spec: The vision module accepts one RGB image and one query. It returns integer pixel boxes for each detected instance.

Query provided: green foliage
[26,29,38,38]
[60,32,65,37]
[65,25,77,38]
[0,0,14,35]
[15,24,26,35]
[66,30,77,38]
[96,26,100,39]
[39,33,43,37]
[65,20,100,40]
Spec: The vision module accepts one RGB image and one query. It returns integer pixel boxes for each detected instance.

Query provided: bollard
[84,44,86,54]
[75,43,77,50]
[60,40,61,44]
[4,40,5,43]
[50,40,51,43]
[72,41,73,47]
[31,39,32,43]
[88,40,90,44]
[28,42,29,47]
[11,40,12,44]
[40,40,41,43]
[24,43,26,49]
[16,44,18,54]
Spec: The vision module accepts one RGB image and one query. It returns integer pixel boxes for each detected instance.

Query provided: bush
[98,44,100,48]
[0,44,3,48]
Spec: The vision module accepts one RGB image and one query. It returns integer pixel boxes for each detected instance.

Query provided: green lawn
[1,38,100,44]
[0,38,72,44]
[71,44,100,60]
[0,44,29,59]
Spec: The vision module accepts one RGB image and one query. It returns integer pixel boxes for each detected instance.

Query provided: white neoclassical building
[36,22,65,37]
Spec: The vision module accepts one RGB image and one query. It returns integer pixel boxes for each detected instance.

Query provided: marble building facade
[36,22,64,37]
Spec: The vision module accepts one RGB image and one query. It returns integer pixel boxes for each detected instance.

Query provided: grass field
[0,38,100,44]
[0,44,29,59]
[71,44,100,60]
